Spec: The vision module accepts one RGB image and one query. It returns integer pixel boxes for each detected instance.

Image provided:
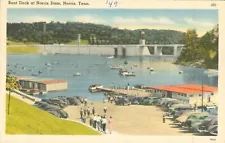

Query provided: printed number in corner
[106,0,118,8]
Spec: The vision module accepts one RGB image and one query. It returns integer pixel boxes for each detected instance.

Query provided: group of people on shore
[79,104,113,134]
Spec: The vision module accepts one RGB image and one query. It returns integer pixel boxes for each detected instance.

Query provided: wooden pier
[97,87,152,97]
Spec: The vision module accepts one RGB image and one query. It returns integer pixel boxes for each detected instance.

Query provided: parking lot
[64,102,194,135]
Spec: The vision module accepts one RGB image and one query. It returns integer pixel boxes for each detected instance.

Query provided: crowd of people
[79,102,113,134]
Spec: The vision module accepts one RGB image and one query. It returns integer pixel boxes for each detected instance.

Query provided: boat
[45,63,51,66]
[73,73,81,76]
[107,56,114,59]
[206,69,218,76]
[150,68,154,71]
[42,53,47,55]
[111,65,122,69]
[119,69,135,76]
[89,84,103,92]
[179,71,183,74]
[121,71,136,76]
[124,61,128,64]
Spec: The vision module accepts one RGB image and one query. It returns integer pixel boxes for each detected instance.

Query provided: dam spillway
[37,44,185,58]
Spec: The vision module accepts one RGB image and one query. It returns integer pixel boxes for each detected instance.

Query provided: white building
[16,76,68,92]
[145,84,217,105]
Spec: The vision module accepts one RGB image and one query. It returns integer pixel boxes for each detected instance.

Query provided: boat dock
[97,87,151,97]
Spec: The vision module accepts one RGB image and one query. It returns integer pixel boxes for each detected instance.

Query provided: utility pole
[201,73,204,112]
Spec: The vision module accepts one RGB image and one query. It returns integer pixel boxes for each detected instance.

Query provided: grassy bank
[7,45,39,54]
[6,95,101,135]
[7,40,39,45]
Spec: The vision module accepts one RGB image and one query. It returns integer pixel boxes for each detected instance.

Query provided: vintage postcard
[1,0,225,143]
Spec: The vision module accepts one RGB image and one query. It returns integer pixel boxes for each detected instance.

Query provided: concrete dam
[37,40,185,57]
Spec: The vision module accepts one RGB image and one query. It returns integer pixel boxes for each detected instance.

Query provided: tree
[6,73,21,114]
[7,22,185,45]
[177,29,200,62]
[176,25,218,69]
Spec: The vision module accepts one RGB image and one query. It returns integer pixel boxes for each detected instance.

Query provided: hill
[6,95,101,135]
[175,25,218,69]
[7,22,184,45]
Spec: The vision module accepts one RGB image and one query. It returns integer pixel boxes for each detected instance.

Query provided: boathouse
[15,76,68,93]
[145,84,218,105]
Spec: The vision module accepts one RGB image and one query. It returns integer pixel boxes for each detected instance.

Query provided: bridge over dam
[37,42,185,58]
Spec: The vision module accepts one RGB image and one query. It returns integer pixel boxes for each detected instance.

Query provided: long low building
[143,84,218,105]
[15,76,68,93]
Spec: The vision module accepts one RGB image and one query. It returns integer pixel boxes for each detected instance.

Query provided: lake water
[7,54,218,101]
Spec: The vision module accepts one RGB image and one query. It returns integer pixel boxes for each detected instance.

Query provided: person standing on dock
[107,95,110,102]
[93,114,97,129]
[80,108,83,119]
[83,107,87,117]
[96,115,101,131]
[104,105,107,114]
[84,97,88,106]
[127,83,130,90]
[163,114,165,123]
[87,107,91,117]
[110,96,113,103]
[89,114,93,127]
[92,107,95,115]
[108,116,113,134]
[102,116,107,134]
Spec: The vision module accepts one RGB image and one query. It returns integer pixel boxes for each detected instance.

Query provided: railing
[11,89,41,102]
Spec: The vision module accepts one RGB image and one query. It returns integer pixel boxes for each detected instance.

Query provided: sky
[7,9,218,36]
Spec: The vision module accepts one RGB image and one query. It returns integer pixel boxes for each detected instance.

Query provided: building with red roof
[15,76,68,94]
[144,84,218,104]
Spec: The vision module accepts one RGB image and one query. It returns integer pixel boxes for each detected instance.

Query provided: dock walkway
[97,87,151,97]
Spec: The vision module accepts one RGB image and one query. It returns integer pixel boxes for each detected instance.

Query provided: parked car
[183,112,210,129]
[115,97,131,106]
[174,111,202,126]
[168,104,193,116]
[191,115,216,133]
[208,125,218,136]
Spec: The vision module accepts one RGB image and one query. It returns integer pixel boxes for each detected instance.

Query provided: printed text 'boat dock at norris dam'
[8,1,90,6]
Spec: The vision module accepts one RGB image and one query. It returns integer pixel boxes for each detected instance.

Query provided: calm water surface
[7,54,218,101]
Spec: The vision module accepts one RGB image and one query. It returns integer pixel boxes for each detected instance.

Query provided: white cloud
[184,18,215,27]
[113,17,138,24]
[23,16,54,23]
[113,17,175,26]
[74,15,105,24]
[140,17,175,25]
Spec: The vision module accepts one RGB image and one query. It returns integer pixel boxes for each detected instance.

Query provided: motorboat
[206,69,218,77]
[73,73,81,76]
[179,71,183,74]
[111,65,122,69]
[150,68,154,71]
[45,63,51,66]
[89,84,103,92]
[121,71,136,76]
[124,61,128,64]
[119,69,135,76]
[107,56,114,59]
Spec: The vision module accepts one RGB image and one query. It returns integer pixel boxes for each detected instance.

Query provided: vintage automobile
[191,115,216,133]
[167,104,193,116]
[183,112,210,129]
[174,111,202,126]
[208,124,218,136]
[115,97,131,106]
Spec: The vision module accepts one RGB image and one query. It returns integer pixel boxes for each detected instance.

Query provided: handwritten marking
[106,0,118,8]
